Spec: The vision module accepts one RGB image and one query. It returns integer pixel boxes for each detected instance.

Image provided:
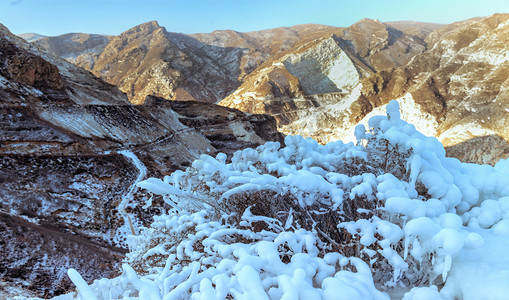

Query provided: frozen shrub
[68,100,509,299]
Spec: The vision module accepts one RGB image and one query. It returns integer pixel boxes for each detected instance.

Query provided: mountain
[23,15,509,164]
[0,23,281,298]
[359,14,509,146]
[32,33,112,70]
[88,21,240,104]
[385,20,444,40]
[219,18,427,142]
[18,32,46,42]
[219,14,509,165]
[31,22,346,104]
[190,24,345,80]
[28,20,425,106]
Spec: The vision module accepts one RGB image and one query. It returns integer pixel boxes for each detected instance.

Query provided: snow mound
[65,100,509,299]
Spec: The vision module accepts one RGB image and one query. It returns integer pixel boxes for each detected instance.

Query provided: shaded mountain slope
[32,33,112,70]
[385,20,444,40]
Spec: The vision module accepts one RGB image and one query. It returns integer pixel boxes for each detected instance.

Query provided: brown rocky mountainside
[219,18,427,138]
[0,23,281,298]
[31,21,347,104]
[190,24,345,80]
[360,14,509,147]
[90,21,244,104]
[25,15,509,165]
[384,20,444,40]
[18,32,47,42]
[220,14,509,164]
[27,19,431,106]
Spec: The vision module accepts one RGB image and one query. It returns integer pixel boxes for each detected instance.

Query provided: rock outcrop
[18,32,46,42]
[25,15,509,165]
[0,23,282,298]
[385,21,444,40]
[88,21,244,103]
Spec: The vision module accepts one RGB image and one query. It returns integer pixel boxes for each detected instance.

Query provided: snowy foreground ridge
[64,101,509,300]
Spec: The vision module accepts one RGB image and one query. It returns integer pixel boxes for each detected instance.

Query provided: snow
[441,229,509,300]
[342,93,439,144]
[62,100,509,300]
[116,150,147,245]
[67,269,97,300]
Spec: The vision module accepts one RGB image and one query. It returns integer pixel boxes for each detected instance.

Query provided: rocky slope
[358,13,509,145]
[32,33,112,70]
[18,32,47,42]
[219,14,509,160]
[29,20,426,106]
[190,24,345,80]
[89,21,244,104]
[0,23,281,298]
[384,21,444,40]
[31,22,346,104]
[26,15,509,164]
[219,18,427,141]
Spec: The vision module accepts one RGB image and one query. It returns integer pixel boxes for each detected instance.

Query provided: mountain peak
[349,18,387,30]
[357,18,384,25]
[123,20,162,36]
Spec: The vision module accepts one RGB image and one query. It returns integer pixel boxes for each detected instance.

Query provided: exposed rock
[424,17,485,48]
[190,24,345,80]
[445,135,509,165]
[32,22,346,104]
[0,38,64,90]
[341,18,426,71]
[148,96,284,157]
[359,14,509,147]
[221,13,509,156]
[90,21,244,104]
[18,32,47,42]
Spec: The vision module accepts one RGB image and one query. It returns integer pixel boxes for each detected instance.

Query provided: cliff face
[0,23,282,297]
[190,24,345,80]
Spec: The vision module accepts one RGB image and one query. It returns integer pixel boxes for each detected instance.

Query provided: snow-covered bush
[66,100,509,299]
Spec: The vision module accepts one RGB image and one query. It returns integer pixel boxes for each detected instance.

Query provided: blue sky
[1,0,508,36]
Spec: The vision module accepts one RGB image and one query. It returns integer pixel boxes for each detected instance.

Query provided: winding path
[118,150,147,236]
